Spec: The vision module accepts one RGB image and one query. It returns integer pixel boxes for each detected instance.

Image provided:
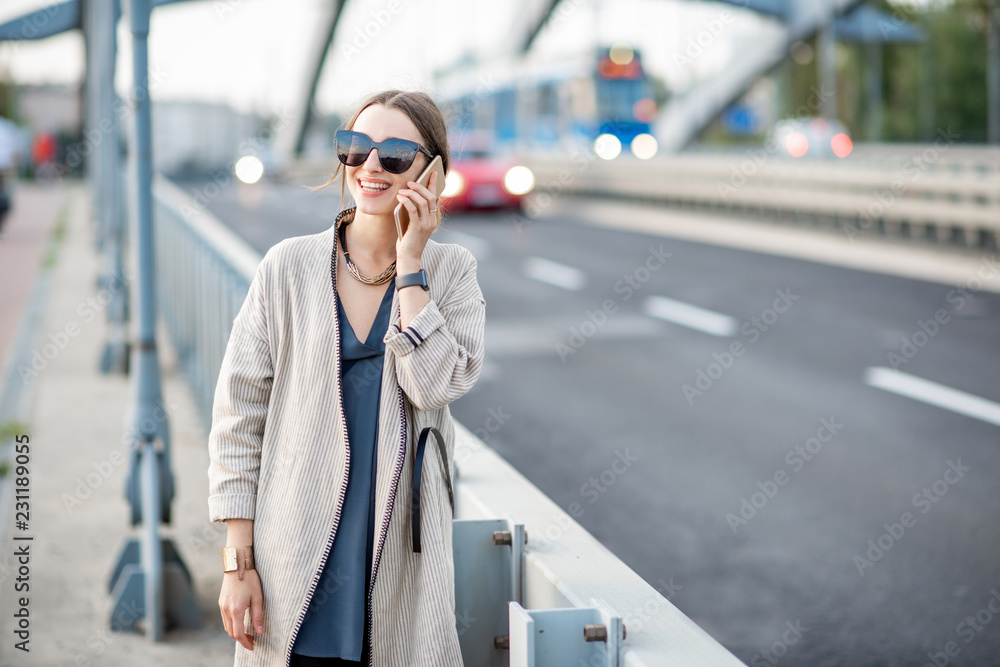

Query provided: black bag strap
[412,426,454,553]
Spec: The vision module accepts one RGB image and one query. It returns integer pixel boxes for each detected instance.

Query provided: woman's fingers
[397,190,429,221]
[396,192,418,218]
[426,172,440,218]
[399,172,439,221]
[230,605,253,650]
[250,582,265,635]
[219,590,232,638]
[409,171,437,202]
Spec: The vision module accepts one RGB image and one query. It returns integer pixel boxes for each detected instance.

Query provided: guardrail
[153,176,261,426]
[150,175,746,666]
[522,149,1000,249]
[452,421,745,667]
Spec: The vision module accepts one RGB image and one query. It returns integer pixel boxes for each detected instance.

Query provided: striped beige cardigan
[207,208,485,667]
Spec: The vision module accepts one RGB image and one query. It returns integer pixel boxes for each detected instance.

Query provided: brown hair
[309,89,450,228]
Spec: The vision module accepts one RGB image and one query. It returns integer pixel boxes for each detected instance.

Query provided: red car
[440,148,535,213]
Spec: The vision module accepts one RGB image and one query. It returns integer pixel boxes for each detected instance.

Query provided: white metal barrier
[521,149,1000,248]
[452,422,745,667]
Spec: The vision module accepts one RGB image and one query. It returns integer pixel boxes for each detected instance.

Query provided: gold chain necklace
[339,217,396,285]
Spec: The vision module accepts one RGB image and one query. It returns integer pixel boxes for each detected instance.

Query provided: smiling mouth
[359,179,390,194]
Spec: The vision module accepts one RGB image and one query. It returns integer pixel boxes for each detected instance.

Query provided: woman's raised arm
[384,249,485,412]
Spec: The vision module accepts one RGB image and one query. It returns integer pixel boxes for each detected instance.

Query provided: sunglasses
[335,130,434,174]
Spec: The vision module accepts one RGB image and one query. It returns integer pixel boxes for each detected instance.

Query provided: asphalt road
[177,177,1000,667]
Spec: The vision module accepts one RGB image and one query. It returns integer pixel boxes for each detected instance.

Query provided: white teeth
[360,180,389,192]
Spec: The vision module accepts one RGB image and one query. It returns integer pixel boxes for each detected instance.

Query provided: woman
[207,89,485,667]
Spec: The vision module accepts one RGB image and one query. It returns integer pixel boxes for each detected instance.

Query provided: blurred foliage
[882,0,988,142]
[836,0,991,142]
[0,419,29,444]
[718,0,995,144]
[0,80,17,122]
[647,73,671,108]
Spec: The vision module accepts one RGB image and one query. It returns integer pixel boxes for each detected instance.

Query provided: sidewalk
[0,181,236,665]
[0,183,67,383]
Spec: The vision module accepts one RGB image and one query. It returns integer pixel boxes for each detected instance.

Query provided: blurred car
[767,117,853,159]
[441,147,535,213]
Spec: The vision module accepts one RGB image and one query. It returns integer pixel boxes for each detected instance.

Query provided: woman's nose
[363,148,382,172]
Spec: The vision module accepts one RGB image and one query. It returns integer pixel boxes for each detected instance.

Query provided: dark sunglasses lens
[337,131,371,166]
[335,131,421,173]
[378,139,418,173]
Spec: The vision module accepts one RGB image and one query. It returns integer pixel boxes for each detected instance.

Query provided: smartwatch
[396,269,429,291]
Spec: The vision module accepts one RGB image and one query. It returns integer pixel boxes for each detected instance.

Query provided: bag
[411,426,454,553]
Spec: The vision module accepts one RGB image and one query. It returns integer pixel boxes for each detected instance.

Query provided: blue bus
[436,45,658,158]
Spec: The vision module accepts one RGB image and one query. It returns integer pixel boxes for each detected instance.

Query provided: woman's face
[345,104,431,219]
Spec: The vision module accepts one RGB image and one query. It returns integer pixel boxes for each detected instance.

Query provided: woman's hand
[395,170,439,264]
[219,568,264,651]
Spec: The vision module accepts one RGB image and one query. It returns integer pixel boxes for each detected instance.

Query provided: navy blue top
[292,280,395,660]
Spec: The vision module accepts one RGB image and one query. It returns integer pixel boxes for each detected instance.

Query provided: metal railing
[521,148,1000,248]
[153,175,261,426]
[150,176,745,666]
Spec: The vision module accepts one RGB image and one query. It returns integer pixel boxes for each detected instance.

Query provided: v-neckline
[338,281,395,349]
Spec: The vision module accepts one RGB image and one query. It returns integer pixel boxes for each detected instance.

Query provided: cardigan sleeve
[207,260,273,523]
[383,248,485,412]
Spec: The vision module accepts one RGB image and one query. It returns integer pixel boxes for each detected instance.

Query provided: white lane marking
[486,314,665,356]
[438,230,492,260]
[864,367,1000,427]
[642,295,738,337]
[522,257,586,291]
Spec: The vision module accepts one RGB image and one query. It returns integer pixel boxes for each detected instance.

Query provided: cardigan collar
[334,206,356,231]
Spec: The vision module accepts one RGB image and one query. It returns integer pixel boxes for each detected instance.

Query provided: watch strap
[396,268,429,291]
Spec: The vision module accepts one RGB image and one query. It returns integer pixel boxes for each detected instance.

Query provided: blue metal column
[82,0,107,252]
[107,0,199,640]
[508,599,624,667]
[452,517,527,665]
[97,0,130,375]
[287,0,346,158]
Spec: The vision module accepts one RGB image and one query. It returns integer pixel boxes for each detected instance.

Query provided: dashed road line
[522,257,586,291]
[864,367,1000,427]
[642,295,738,337]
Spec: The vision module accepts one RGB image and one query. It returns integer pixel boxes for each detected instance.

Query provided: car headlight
[503,166,535,195]
[235,155,264,184]
[630,133,657,159]
[594,134,622,160]
[442,171,465,198]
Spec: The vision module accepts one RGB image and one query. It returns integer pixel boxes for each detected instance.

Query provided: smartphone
[394,155,446,239]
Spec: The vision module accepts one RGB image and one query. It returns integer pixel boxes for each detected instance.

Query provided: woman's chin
[352,195,396,218]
